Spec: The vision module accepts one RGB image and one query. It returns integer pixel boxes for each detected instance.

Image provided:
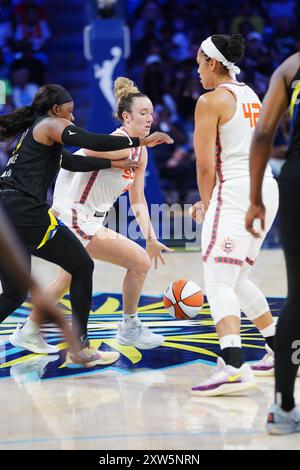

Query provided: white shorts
[202,176,279,287]
[55,205,106,247]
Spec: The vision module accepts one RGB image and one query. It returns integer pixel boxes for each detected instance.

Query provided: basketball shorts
[201,176,279,286]
[53,205,106,248]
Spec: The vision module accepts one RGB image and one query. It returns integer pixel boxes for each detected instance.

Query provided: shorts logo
[221,237,236,254]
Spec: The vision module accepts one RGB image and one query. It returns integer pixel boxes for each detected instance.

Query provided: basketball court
[0,0,299,453]
[0,248,298,450]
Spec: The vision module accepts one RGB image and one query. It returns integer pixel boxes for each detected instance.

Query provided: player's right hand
[140,132,174,147]
[245,202,265,238]
[189,201,205,223]
[111,157,140,170]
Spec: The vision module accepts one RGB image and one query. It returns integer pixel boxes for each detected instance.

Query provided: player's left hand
[146,239,173,269]
[245,202,265,238]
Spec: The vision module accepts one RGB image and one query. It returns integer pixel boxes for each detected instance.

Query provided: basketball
[163,279,204,319]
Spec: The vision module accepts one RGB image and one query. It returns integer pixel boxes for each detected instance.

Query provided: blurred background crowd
[0,0,50,168]
[127,0,297,204]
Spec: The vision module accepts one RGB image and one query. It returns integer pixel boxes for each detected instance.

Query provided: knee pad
[206,283,240,324]
[235,279,269,321]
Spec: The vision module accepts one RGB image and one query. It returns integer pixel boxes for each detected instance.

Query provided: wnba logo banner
[84,18,127,134]
[83,18,164,209]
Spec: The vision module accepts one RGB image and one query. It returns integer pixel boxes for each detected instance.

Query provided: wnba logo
[94,46,122,110]
[0,80,6,105]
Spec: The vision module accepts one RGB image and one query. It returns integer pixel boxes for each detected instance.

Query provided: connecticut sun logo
[220,237,236,254]
[0,293,283,382]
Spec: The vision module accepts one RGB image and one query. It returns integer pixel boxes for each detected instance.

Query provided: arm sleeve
[61,125,140,151]
[60,149,111,172]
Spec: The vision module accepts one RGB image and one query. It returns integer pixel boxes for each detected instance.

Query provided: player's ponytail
[114,77,140,102]
[211,34,246,63]
[114,77,146,122]
[0,84,72,142]
[0,106,39,141]
[227,34,246,62]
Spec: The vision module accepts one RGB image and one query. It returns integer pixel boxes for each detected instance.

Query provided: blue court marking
[0,294,284,380]
[41,357,216,382]
[0,345,23,358]
[0,428,265,447]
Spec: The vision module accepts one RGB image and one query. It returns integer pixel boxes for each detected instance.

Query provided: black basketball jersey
[287,65,300,158]
[0,116,62,225]
[0,116,62,202]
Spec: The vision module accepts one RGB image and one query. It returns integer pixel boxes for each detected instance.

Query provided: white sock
[122,312,139,327]
[260,323,275,338]
[22,319,40,335]
[275,392,283,407]
[219,334,241,350]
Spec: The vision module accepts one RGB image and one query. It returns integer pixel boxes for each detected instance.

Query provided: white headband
[200,36,241,79]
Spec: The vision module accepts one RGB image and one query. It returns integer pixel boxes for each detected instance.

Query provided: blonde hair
[114,77,140,102]
[114,76,146,122]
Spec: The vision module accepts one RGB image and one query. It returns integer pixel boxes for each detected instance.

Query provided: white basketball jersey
[53,127,142,214]
[216,83,272,181]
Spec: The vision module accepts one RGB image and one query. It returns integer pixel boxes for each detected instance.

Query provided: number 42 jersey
[215,82,273,182]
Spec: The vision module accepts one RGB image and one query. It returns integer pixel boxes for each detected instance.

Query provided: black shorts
[0,190,50,227]
[0,191,58,252]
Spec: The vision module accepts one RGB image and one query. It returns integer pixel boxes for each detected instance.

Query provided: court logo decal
[0,294,283,382]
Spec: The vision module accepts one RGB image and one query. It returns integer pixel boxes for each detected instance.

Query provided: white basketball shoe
[10,324,58,354]
[116,319,164,350]
[251,344,275,376]
[191,357,257,397]
[267,403,300,435]
[251,345,300,377]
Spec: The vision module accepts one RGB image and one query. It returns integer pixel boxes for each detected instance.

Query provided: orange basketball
[163,279,204,319]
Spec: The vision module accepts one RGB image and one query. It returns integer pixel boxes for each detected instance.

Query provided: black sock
[265,335,274,351]
[276,393,295,412]
[221,347,245,368]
